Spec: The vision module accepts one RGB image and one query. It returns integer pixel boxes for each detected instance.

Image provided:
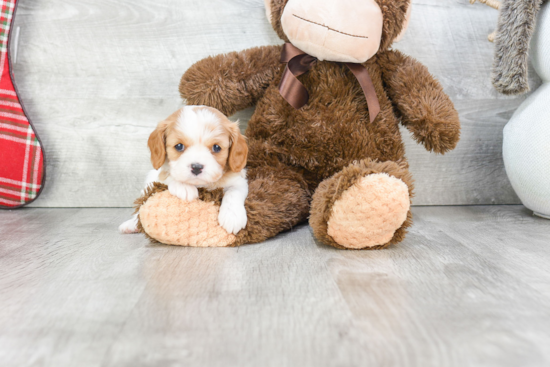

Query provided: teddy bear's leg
[309,159,414,250]
[235,164,311,245]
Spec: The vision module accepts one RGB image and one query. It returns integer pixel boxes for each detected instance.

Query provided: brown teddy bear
[137,0,461,249]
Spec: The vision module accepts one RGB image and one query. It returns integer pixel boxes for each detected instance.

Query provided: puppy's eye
[212,144,221,153]
[175,144,185,152]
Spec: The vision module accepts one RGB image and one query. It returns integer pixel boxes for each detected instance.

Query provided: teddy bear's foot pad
[139,191,236,247]
[327,173,410,249]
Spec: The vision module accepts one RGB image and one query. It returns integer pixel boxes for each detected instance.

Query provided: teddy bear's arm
[378,50,461,154]
[179,45,283,116]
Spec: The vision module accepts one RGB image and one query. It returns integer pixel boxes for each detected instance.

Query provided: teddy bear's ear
[492,0,544,95]
[394,2,412,43]
[376,0,412,51]
[266,0,290,42]
[264,0,272,23]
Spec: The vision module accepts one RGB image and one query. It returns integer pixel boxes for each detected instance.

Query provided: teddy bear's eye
[212,144,221,153]
[175,144,185,152]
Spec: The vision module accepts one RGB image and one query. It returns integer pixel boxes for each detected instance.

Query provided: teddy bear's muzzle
[280,0,383,63]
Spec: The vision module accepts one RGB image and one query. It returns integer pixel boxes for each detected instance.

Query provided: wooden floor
[1,206,549,367]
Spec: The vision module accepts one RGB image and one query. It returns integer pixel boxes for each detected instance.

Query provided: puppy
[119,106,249,235]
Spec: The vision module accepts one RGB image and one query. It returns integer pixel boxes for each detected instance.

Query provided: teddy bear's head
[264,0,411,63]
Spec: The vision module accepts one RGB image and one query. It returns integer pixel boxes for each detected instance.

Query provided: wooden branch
[469,0,501,10]
[470,0,501,41]
[488,30,497,42]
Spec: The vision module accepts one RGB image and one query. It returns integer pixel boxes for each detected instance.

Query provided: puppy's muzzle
[191,163,204,176]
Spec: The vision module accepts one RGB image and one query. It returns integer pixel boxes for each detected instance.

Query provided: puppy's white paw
[218,203,247,235]
[119,216,139,234]
[168,182,199,201]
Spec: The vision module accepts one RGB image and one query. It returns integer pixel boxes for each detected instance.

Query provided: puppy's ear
[148,120,168,170]
[226,121,248,172]
[229,132,248,172]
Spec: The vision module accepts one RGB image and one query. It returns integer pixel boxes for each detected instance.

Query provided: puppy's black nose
[191,163,204,176]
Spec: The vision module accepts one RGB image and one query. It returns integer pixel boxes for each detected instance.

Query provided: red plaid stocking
[0,0,45,209]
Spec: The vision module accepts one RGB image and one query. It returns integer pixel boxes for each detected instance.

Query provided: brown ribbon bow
[278,43,380,123]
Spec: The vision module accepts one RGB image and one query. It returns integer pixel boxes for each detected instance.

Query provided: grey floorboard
[1,206,549,367]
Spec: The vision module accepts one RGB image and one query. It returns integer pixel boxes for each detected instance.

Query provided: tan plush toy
[137,0,461,249]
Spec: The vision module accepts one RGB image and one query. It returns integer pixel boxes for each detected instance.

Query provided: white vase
[503,2,550,219]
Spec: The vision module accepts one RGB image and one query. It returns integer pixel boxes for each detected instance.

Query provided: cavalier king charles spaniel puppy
[119,106,248,235]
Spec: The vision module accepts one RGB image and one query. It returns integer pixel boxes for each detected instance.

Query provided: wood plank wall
[10,0,540,207]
